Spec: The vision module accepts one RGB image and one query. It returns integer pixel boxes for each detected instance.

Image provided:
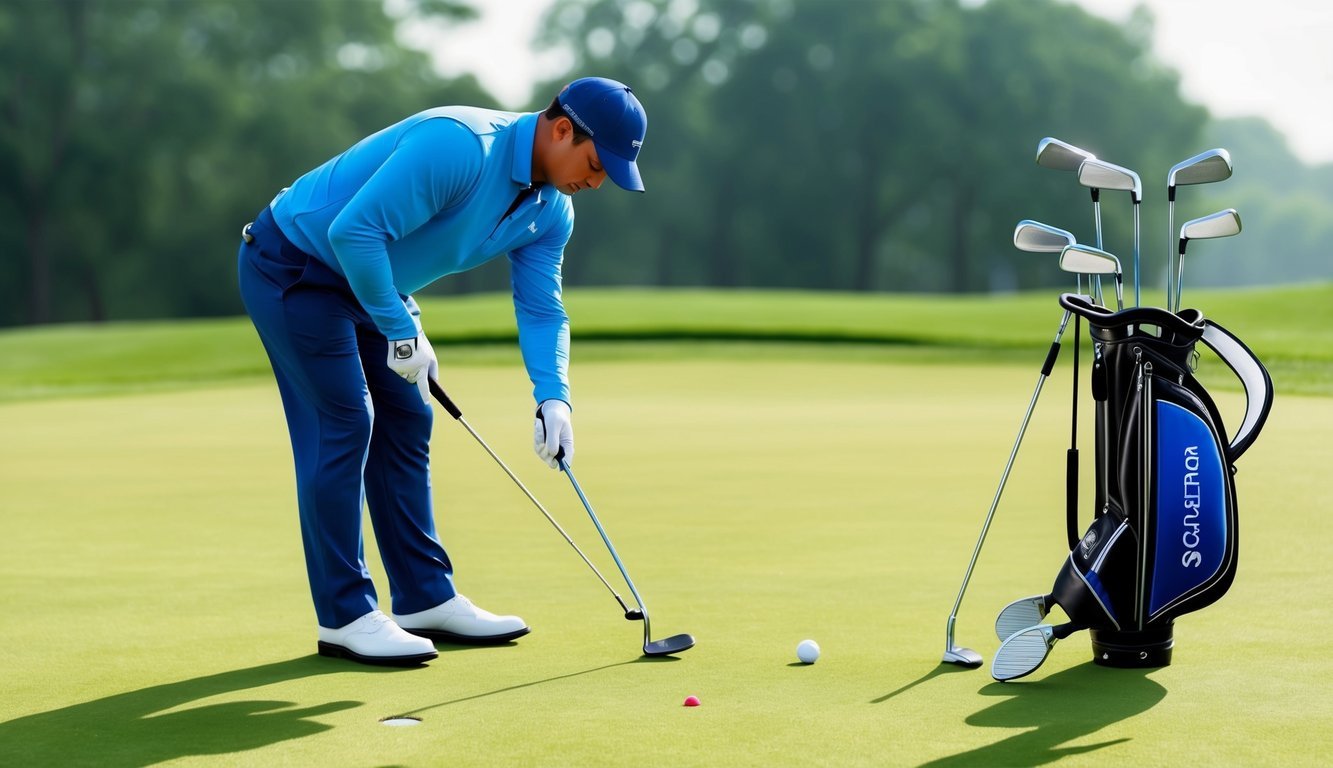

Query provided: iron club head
[1036,137,1096,172]
[1060,243,1123,310]
[1169,148,1233,193]
[1013,220,1076,252]
[1179,208,1242,244]
[1078,158,1142,203]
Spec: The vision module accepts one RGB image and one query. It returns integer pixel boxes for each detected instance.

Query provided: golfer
[237,77,647,666]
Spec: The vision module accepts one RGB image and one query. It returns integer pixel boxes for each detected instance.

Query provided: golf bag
[1004,294,1273,671]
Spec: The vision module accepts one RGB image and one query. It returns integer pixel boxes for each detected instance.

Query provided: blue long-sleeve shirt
[270,108,573,405]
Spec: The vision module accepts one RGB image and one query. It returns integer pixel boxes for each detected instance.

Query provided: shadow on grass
[0,655,392,767]
[915,663,1166,767]
[397,656,656,718]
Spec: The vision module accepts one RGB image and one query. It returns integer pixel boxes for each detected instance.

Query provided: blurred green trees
[0,0,489,325]
[1,0,1327,326]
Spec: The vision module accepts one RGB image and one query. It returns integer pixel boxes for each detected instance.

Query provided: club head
[1180,208,1242,242]
[644,633,695,657]
[625,609,645,621]
[1059,243,1120,276]
[991,624,1057,682]
[1013,220,1076,253]
[1078,158,1142,202]
[1169,148,1233,190]
[995,595,1050,641]
[942,645,984,668]
[1061,243,1123,309]
[1035,137,1096,172]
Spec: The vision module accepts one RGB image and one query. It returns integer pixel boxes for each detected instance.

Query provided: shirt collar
[511,112,538,188]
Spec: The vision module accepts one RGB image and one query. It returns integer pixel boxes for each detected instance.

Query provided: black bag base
[1090,625,1174,668]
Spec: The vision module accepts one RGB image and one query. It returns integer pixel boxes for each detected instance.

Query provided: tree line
[1,0,1327,326]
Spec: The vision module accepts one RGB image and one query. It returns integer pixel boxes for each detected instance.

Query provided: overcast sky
[401,0,1333,164]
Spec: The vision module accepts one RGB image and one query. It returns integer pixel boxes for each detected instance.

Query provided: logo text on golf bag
[1181,446,1204,568]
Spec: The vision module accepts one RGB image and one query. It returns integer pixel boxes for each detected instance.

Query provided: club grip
[427,378,463,420]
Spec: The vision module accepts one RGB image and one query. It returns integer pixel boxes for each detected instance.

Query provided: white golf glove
[387,334,437,405]
[533,399,574,469]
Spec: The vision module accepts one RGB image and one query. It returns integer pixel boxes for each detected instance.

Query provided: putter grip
[427,378,463,419]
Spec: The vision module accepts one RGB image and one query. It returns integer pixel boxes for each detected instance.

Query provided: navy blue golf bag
[1002,294,1272,672]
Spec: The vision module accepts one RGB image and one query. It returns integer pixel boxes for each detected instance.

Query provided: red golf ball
[683,695,700,707]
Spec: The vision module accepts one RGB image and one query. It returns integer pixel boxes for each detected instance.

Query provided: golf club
[1036,138,1102,294]
[943,309,1075,668]
[1167,149,1233,312]
[1060,243,1124,311]
[995,594,1050,641]
[1077,158,1141,305]
[557,454,696,657]
[1175,208,1241,312]
[426,378,644,622]
[991,622,1083,682]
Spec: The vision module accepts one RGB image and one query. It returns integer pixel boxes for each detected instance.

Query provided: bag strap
[1200,320,1274,461]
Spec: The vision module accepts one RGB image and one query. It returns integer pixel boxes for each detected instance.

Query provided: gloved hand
[387,334,437,405]
[533,399,574,469]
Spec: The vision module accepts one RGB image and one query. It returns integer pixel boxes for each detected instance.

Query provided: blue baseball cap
[556,77,647,192]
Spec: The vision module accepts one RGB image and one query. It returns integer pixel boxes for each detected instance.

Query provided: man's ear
[551,115,575,143]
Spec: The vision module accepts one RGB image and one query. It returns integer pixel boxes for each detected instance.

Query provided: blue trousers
[238,207,455,628]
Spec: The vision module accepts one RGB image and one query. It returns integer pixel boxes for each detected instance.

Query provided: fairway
[3,354,1331,766]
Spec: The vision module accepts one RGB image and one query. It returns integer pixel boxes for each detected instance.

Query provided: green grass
[2,358,1330,766]
[2,285,1330,400]
[1,286,1329,765]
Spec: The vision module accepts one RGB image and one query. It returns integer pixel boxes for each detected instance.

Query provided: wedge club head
[995,594,1050,642]
[991,624,1059,682]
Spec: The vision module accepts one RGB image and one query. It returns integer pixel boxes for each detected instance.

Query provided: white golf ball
[796,639,820,664]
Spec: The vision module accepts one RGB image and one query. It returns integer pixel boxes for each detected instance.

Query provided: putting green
[2,356,1329,766]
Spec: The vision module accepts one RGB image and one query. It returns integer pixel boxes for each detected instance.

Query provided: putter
[1077,158,1141,305]
[1167,149,1233,312]
[1175,208,1241,311]
[426,378,645,622]
[1060,243,1123,311]
[995,595,1050,642]
[943,309,1075,668]
[558,455,696,657]
[991,622,1083,682]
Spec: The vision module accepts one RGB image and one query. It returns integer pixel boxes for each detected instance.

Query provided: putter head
[995,595,1049,642]
[942,646,984,668]
[1180,208,1242,243]
[991,624,1056,682]
[1078,158,1142,202]
[1035,137,1096,172]
[1169,148,1233,190]
[644,633,695,657]
[1013,220,1076,253]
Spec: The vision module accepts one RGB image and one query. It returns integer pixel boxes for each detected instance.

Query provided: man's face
[545,125,609,196]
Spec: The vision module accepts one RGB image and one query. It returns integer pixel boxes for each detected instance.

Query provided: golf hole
[380,716,422,727]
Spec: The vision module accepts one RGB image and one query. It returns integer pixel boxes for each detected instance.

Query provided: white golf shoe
[317,610,438,667]
[393,594,530,644]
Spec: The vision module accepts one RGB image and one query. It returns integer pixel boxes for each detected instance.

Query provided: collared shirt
[270,109,574,404]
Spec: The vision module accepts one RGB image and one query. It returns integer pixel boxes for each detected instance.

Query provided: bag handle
[1200,320,1274,461]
